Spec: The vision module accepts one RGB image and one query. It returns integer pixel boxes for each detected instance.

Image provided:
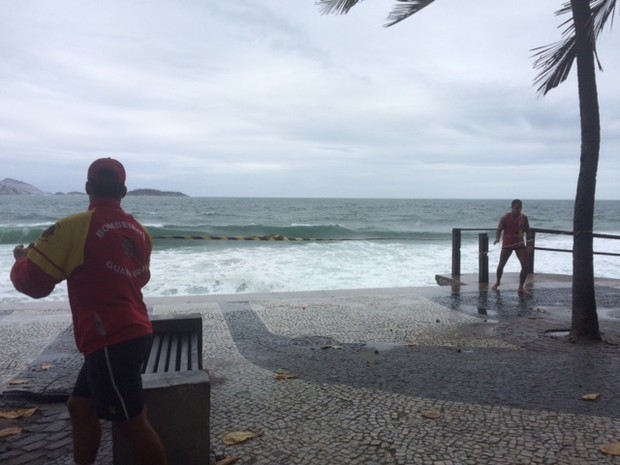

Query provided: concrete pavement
[1,273,620,465]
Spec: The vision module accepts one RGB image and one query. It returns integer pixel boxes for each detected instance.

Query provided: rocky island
[127,188,188,197]
[0,178,188,197]
[0,178,45,195]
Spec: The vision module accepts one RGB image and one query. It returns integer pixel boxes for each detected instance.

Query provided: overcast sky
[1,0,619,199]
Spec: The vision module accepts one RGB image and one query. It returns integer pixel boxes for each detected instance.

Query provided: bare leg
[492,248,512,290]
[516,248,530,293]
[67,395,101,465]
[118,408,168,465]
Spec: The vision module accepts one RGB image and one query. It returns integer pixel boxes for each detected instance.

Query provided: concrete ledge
[112,370,211,465]
[434,274,466,286]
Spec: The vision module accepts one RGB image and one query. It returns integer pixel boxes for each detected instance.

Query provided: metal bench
[143,314,204,374]
[112,313,211,465]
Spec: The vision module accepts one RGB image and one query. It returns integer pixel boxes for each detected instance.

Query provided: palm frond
[316,0,436,26]
[533,0,616,96]
[591,0,617,33]
[532,37,577,96]
[316,0,365,16]
[384,0,437,27]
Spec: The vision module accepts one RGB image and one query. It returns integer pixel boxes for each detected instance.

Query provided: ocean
[1,196,619,303]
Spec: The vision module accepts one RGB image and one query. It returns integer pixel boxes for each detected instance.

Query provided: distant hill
[0,178,45,195]
[127,189,188,197]
[0,179,188,196]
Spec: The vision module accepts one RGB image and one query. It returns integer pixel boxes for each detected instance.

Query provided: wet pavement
[1,273,620,464]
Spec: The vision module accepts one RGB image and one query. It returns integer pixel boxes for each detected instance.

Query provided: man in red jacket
[11,158,167,465]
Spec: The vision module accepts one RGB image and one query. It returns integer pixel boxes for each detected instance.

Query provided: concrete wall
[112,371,211,465]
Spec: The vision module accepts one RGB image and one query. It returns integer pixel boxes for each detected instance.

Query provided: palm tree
[317,0,616,342]
[533,0,615,342]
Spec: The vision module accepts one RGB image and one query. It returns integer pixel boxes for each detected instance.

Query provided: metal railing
[451,228,620,283]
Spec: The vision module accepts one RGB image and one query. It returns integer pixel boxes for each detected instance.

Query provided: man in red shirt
[492,199,533,294]
[11,158,167,465]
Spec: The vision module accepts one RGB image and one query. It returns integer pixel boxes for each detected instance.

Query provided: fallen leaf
[18,407,37,418]
[421,409,441,420]
[581,393,601,401]
[214,457,240,465]
[41,364,52,371]
[274,373,297,381]
[600,442,620,456]
[0,427,23,438]
[0,407,38,420]
[8,379,28,386]
[223,431,258,445]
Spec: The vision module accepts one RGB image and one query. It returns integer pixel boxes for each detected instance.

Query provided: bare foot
[491,283,499,291]
[518,287,529,294]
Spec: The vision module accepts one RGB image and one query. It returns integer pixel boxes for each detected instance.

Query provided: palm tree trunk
[570,0,601,342]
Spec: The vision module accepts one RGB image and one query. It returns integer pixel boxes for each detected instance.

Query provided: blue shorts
[72,335,152,422]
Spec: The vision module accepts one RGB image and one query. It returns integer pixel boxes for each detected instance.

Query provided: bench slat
[178,333,189,372]
[143,334,162,374]
[160,334,171,372]
[143,314,203,374]
[168,334,179,371]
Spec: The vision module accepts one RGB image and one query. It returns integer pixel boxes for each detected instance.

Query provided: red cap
[87,158,126,185]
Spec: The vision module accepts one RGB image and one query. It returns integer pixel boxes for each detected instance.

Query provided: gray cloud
[1,0,619,199]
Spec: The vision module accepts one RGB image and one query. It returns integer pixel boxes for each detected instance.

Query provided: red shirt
[11,198,153,355]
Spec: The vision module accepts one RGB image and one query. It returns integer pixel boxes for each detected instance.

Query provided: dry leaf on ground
[600,442,620,456]
[581,392,601,401]
[0,427,23,438]
[8,379,28,386]
[214,457,240,465]
[222,431,258,445]
[274,373,297,380]
[0,407,38,420]
[421,409,441,420]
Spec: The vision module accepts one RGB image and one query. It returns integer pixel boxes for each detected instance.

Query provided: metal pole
[528,230,536,274]
[452,229,461,276]
[479,233,489,283]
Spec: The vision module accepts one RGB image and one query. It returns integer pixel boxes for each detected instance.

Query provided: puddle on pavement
[364,341,402,352]
[460,304,498,322]
[545,329,571,338]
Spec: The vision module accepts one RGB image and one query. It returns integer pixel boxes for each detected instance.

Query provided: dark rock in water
[127,188,188,197]
[0,178,45,195]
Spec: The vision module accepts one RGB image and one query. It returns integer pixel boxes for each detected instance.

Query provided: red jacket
[11,198,153,355]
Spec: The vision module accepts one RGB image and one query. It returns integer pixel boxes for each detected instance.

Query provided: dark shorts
[502,246,526,252]
[72,335,152,422]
